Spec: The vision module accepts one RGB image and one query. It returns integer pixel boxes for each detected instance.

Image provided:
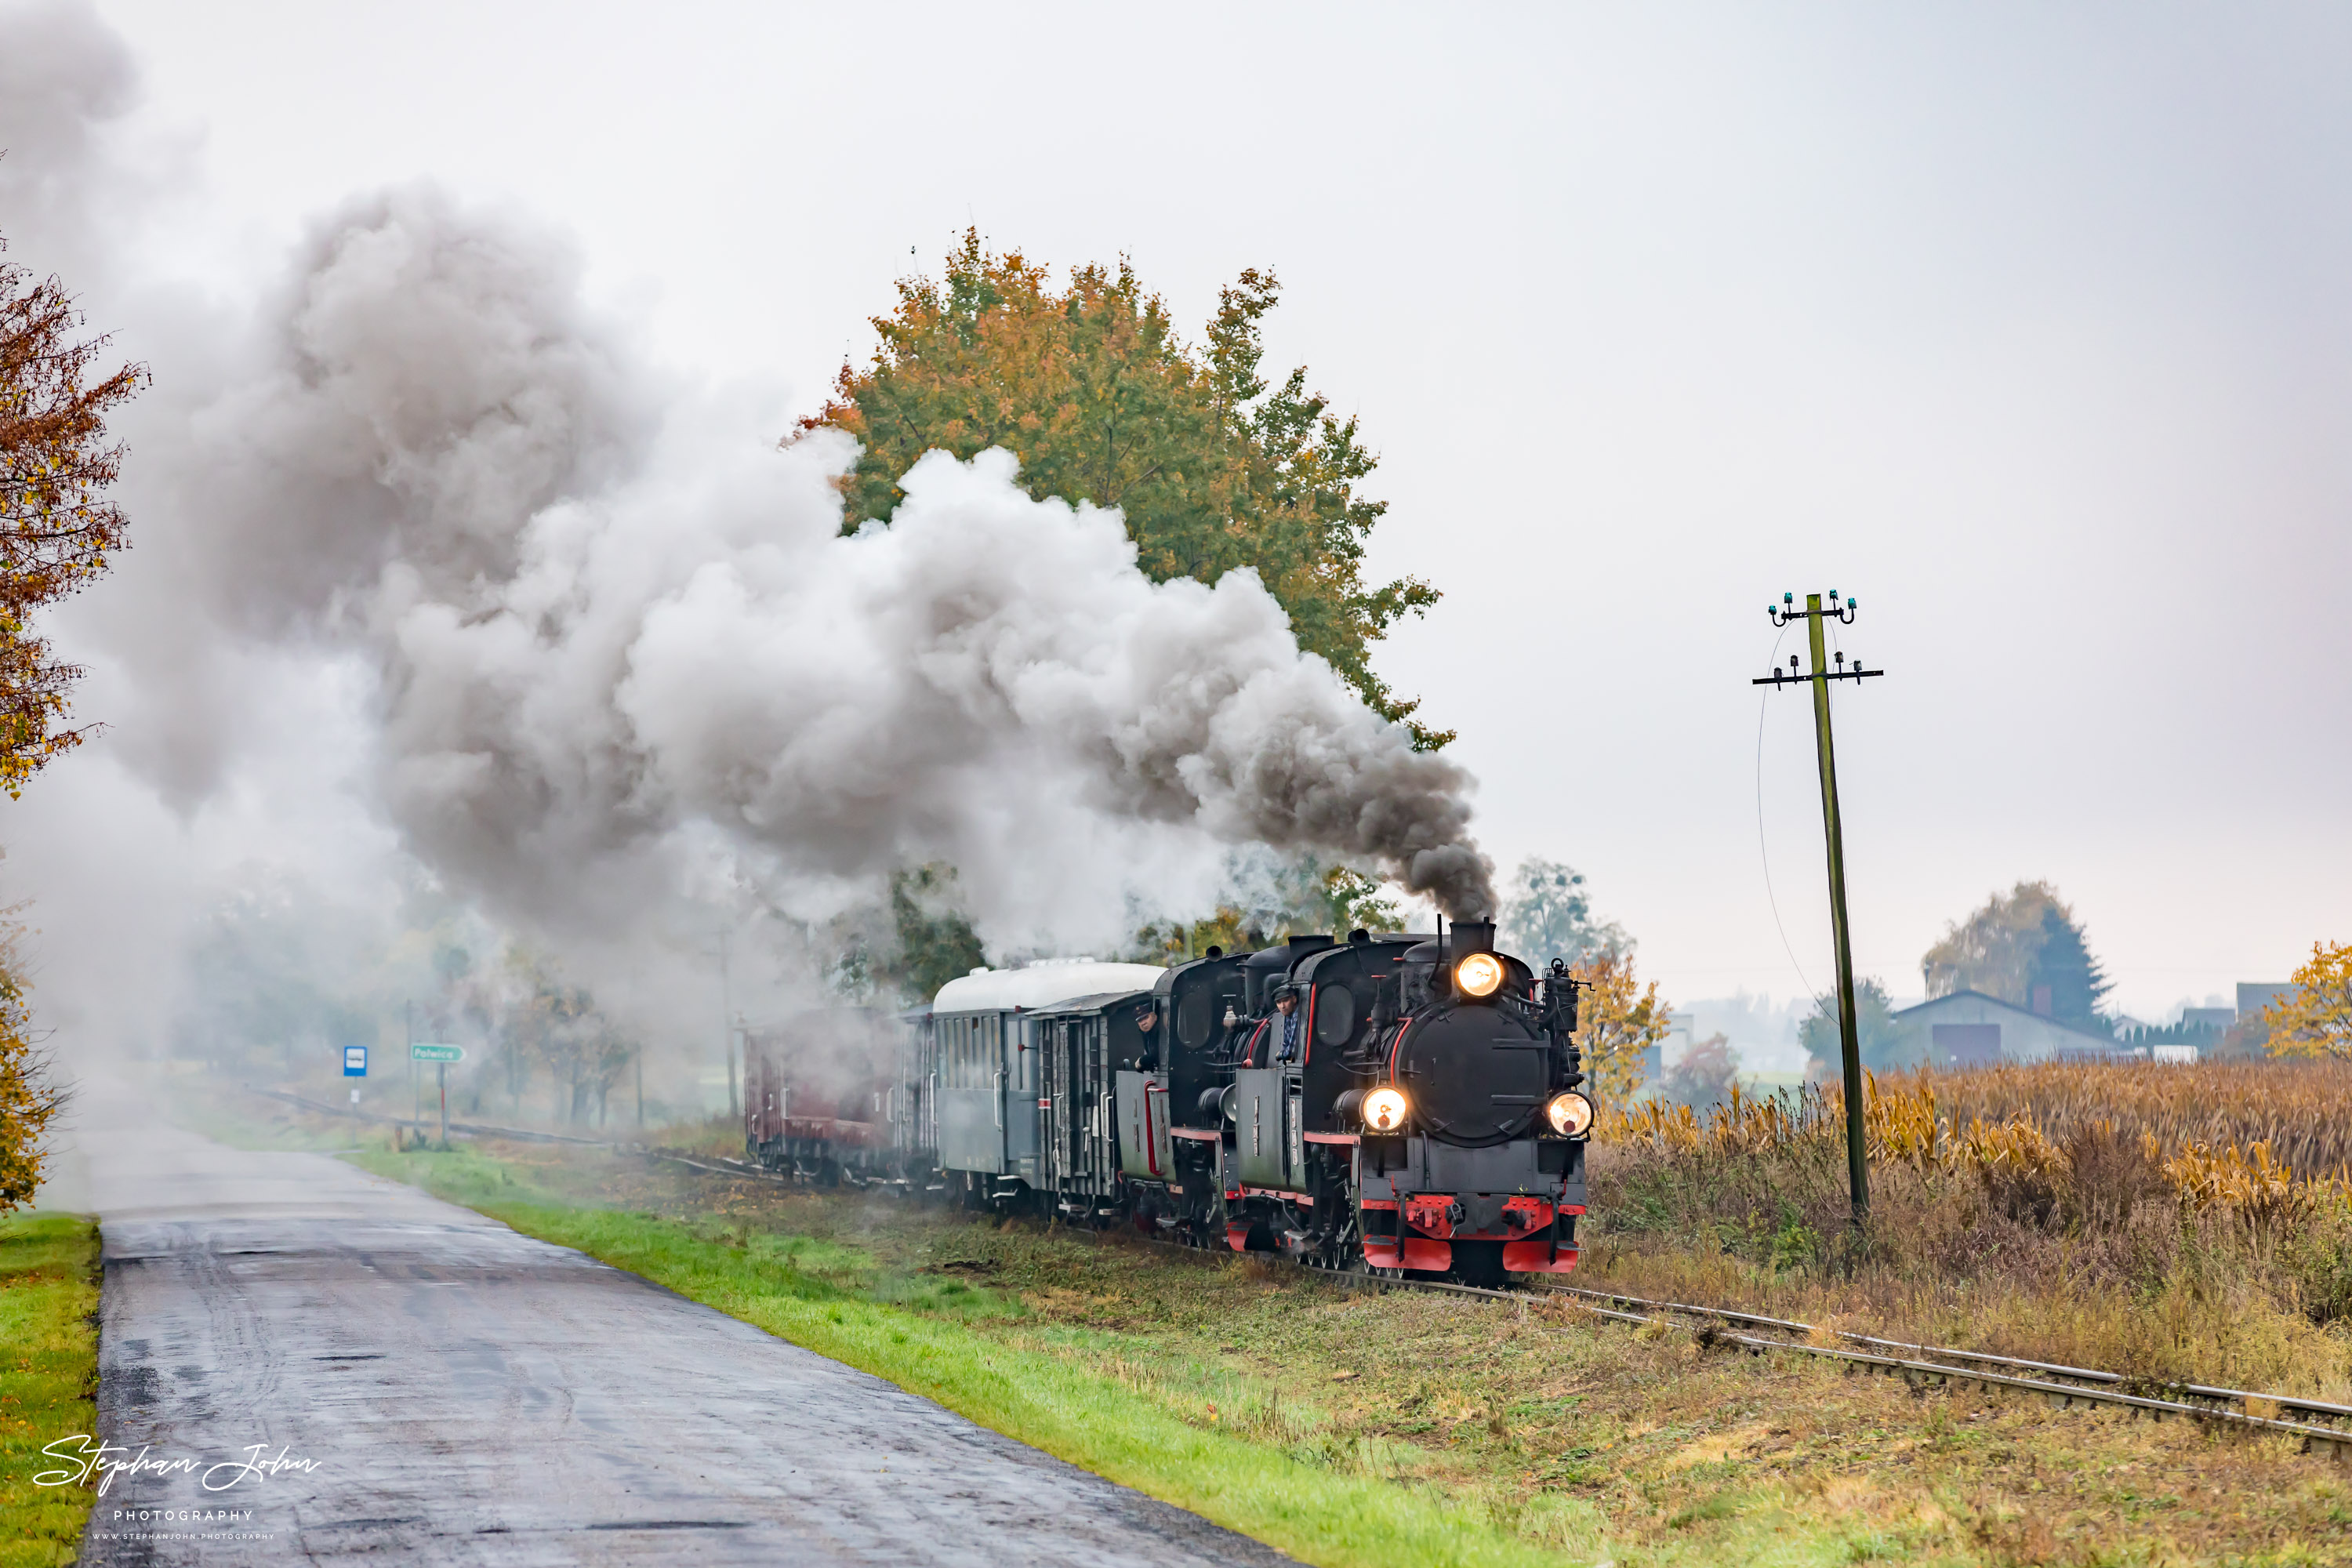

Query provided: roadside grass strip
[0,1214,100,1568]
[367,1175,1581,1567]
[318,1136,2352,1568]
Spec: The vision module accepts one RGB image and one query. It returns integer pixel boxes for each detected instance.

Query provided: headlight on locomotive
[1543,1090,1595,1138]
[1454,951,1505,999]
[1361,1085,1411,1133]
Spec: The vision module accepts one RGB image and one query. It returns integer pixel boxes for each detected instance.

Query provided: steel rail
[245,1083,612,1145]
[1273,1251,2348,1457]
[1546,1283,2352,1430]
[1304,1267,2348,1458]
[640,1147,792,1184]
[1682,1321,2351,1456]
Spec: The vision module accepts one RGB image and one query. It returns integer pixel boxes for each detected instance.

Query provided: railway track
[1537,1283,2350,1460]
[1310,1259,2350,1461]
[1545,1283,2352,1436]
[634,1147,2351,1463]
[245,1084,612,1145]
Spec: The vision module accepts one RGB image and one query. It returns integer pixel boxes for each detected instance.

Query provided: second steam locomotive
[744,920,1592,1285]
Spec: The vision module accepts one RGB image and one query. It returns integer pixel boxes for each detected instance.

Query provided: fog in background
[5,2,2349,1098]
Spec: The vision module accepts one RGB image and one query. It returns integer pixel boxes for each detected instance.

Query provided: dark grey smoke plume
[4,6,1495,959]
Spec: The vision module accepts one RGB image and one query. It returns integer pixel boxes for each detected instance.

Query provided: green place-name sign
[410,1044,466,1063]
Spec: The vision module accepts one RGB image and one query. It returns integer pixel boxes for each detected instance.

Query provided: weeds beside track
[630,1146,2352,1465]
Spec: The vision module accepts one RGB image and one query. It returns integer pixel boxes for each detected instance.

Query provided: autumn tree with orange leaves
[2264,941,2352,1062]
[0,230,143,1209]
[1573,948,1670,1109]
[797,230,1449,747]
[2,239,143,797]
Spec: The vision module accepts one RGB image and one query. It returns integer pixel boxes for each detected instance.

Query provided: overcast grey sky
[18,1,2352,1024]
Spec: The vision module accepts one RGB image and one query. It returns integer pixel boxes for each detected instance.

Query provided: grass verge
[0,1213,100,1568]
[340,1138,2352,1568]
[346,1146,1588,1567]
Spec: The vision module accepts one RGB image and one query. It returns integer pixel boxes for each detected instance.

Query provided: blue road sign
[344,1045,368,1077]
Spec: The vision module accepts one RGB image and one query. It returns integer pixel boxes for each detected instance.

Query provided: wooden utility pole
[1756,590,1883,1221]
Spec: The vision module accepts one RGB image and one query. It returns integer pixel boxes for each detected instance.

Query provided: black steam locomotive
[742,921,1592,1285]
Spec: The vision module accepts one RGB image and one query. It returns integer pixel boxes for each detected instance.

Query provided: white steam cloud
[2,2,1493,1019]
[195,188,1494,941]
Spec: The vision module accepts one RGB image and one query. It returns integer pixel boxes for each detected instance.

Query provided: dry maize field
[1609,1058,2352,1200]
[1588,1058,2352,1382]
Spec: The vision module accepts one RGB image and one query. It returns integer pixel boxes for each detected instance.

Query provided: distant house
[1889,990,2122,1068]
[1663,1010,1699,1070]
[2236,982,2295,1022]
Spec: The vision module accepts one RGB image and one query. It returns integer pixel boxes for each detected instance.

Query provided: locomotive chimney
[1452,920,1496,963]
[1448,919,1502,1003]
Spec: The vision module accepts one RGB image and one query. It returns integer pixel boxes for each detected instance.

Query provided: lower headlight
[1544,1091,1595,1138]
[1362,1085,1410,1133]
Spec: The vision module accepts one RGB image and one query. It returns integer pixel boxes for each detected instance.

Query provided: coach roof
[931,960,1167,1014]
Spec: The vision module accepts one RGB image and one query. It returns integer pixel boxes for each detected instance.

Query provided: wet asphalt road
[74,1118,1292,1566]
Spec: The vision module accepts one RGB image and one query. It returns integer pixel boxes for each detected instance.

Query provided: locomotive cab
[1120,948,1255,1241]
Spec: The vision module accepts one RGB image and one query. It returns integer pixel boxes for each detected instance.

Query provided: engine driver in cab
[1272,984,1301,1063]
[1134,1000,1160,1069]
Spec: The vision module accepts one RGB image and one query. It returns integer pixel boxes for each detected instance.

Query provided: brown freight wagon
[742,1007,916,1186]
